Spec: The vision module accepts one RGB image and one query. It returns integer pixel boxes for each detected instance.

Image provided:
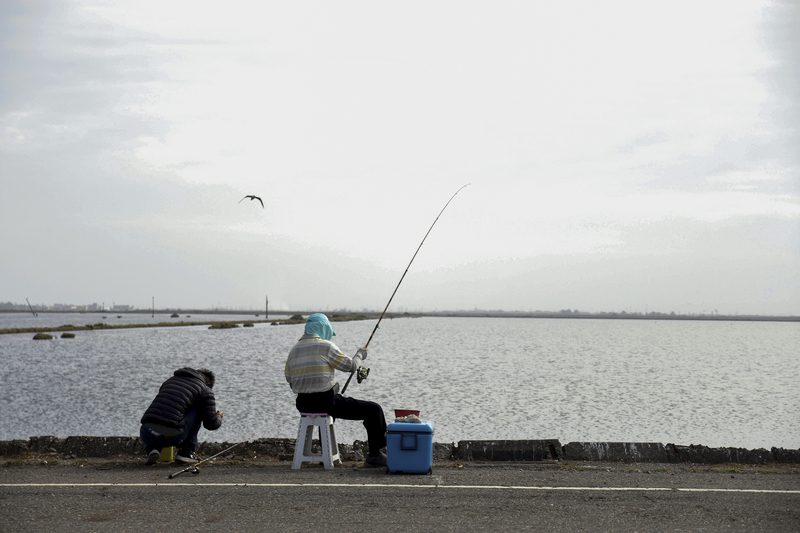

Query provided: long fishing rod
[341,183,470,394]
[167,434,255,479]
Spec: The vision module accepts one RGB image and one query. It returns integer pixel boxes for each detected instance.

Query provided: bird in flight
[239,195,264,208]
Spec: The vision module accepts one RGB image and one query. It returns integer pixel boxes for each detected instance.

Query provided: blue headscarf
[304,313,336,341]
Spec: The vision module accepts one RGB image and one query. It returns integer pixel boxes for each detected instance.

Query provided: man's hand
[356,348,368,360]
[217,410,224,418]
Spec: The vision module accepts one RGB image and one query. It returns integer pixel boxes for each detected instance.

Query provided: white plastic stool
[292,413,341,470]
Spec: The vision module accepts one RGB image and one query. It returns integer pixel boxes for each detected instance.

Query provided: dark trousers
[296,389,387,456]
[139,409,201,454]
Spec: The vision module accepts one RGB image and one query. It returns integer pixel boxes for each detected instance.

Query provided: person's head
[197,368,215,389]
[304,313,336,341]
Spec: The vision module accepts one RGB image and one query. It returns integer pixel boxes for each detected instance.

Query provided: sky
[1,0,798,315]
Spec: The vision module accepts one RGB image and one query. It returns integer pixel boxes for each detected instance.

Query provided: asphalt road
[1,460,798,532]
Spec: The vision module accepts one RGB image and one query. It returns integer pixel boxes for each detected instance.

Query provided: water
[1,314,797,450]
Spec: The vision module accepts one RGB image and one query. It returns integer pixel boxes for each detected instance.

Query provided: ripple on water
[0,316,797,449]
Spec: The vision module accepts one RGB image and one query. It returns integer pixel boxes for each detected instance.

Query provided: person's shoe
[175,450,199,464]
[364,452,387,467]
[145,449,160,465]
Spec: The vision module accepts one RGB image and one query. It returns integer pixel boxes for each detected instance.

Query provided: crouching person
[285,313,387,467]
[140,367,224,465]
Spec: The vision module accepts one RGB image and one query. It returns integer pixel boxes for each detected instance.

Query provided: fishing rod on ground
[167,434,256,479]
[341,183,470,395]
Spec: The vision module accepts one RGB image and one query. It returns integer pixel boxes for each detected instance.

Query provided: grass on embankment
[0,320,271,335]
[0,312,397,335]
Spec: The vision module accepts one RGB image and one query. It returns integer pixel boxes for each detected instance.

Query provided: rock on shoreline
[2,436,798,465]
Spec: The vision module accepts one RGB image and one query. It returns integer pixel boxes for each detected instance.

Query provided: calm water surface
[1,314,797,450]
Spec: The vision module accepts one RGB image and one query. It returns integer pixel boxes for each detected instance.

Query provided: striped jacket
[284,334,362,394]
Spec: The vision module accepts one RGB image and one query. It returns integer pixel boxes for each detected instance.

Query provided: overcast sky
[1,0,798,315]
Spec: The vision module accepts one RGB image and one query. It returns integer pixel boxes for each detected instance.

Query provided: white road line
[1,483,798,494]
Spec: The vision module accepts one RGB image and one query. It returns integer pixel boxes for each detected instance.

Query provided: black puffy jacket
[140,368,222,433]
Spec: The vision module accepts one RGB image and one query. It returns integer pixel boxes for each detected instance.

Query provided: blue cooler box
[386,421,434,474]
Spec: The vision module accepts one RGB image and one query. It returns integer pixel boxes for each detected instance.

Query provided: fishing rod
[341,183,470,394]
[167,434,255,479]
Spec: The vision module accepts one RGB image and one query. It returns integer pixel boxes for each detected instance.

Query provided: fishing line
[341,183,470,394]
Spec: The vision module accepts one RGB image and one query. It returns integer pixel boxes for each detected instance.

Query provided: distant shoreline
[1,309,797,335]
[433,311,800,322]
[2,308,798,322]
[0,312,374,335]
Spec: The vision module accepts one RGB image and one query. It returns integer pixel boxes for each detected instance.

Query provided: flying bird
[239,195,264,208]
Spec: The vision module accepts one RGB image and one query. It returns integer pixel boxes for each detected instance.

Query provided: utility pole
[25,298,37,317]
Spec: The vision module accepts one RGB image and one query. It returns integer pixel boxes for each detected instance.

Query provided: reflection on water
[0,315,797,449]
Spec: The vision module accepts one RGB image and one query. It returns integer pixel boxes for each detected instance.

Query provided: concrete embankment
[2,436,799,465]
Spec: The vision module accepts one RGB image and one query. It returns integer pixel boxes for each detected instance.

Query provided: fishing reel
[340,366,370,395]
[168,465,200,479]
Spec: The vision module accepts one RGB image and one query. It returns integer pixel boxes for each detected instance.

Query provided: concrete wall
[2,436,799,464]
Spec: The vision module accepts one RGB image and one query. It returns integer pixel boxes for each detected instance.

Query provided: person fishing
[285,313,387,467]
[140,367,224,465]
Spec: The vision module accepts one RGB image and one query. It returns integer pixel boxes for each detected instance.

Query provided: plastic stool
[292,413,341,470]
